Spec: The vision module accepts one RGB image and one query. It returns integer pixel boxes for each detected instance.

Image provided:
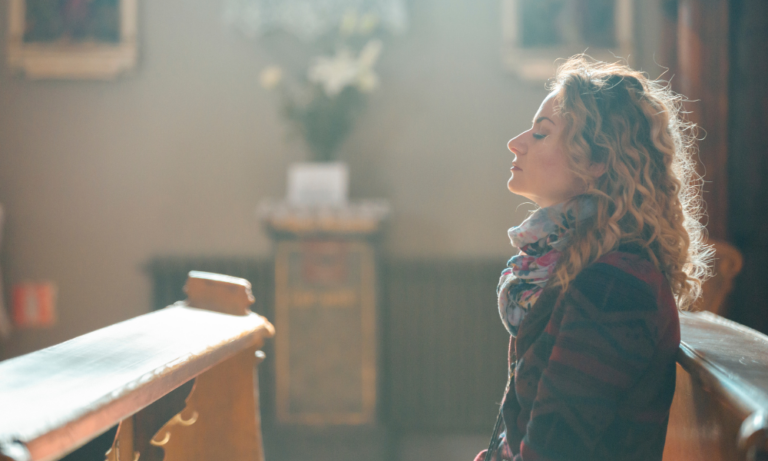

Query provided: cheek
[541,149,581,191]
[539,147,570,175]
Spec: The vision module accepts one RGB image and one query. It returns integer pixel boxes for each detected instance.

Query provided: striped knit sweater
[478,251,680,461]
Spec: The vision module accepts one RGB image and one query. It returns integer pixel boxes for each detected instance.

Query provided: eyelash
[532,133,547,140]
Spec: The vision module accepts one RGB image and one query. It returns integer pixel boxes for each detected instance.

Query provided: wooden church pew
[664,311,768,461]
[0,271,274,461]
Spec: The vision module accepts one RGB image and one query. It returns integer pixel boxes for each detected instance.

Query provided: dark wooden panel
[677,0,730,241]
[382,260,509,432]
[660,0,679,76]
[726,0,768,335]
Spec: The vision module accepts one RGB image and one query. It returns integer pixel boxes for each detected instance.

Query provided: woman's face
[507,91,584,208]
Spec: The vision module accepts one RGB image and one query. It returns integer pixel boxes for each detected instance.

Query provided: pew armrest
[664,311,768,460]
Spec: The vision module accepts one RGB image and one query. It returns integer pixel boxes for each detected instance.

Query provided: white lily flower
[358,39,383,68]
[356,70,379,93]
[355,40,383,93]
[308,48,360,97]
[306,39,384,97]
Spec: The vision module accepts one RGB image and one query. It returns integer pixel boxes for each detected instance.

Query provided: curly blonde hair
[549,56,712,309]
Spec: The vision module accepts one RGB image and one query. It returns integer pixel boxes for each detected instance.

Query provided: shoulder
[545,251,679,361]
[568,251,675,314]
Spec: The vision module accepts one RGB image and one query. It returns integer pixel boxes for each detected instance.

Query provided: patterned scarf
[497,198,595,336]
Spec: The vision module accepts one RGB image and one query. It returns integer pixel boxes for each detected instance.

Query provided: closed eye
[532,133,546,140]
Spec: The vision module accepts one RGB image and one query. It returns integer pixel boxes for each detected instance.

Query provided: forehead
[533,91,562,123]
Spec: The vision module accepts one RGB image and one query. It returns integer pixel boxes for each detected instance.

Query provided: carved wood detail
[149,410,199,448]
[160,347,266,461]
[105,418,137,461]
[104,380,196,461]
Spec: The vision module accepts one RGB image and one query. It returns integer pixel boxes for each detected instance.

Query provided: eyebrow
[534,116,555,126]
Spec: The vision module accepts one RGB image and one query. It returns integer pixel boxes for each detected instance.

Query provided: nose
[507,131,526,157]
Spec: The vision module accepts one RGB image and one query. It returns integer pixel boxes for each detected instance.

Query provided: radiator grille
[382,260,509,432]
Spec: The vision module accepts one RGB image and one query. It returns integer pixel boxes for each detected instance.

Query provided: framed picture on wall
[6,0,137,80]
[501,0,634,81]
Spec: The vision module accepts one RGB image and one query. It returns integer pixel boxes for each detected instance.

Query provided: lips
[511,165,522,171]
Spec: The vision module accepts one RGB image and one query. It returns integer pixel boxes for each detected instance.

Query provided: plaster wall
[0,0,665,357]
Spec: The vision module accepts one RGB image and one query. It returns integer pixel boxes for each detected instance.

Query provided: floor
[262,429,488,461]
[397,434,488,461]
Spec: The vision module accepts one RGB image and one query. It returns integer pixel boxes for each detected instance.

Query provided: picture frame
[6,0,137,80]
[501,0,634,81]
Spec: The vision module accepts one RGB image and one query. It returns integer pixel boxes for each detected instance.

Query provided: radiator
[382,260,509,432]
[147,257,509,432]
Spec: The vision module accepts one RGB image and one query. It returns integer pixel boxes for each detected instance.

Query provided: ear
[588,162,606,179]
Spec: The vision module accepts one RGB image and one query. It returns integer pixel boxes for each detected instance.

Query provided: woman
[476,56,711,461]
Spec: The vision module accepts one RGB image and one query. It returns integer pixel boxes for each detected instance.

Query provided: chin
[507,177,520,194]
[507,180,533,202]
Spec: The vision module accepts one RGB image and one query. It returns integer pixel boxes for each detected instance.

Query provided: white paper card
[287,162,349,206]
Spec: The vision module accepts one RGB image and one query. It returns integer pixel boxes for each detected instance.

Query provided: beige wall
[0,0,665,357]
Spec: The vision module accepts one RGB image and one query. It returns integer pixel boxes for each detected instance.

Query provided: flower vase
[287,161,349,207]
